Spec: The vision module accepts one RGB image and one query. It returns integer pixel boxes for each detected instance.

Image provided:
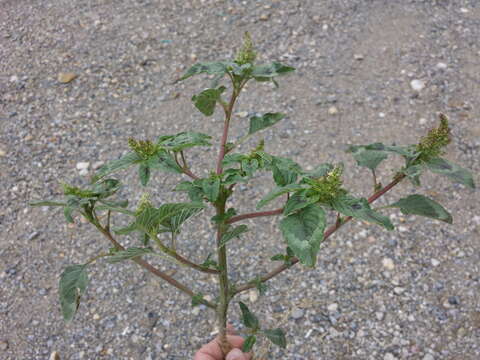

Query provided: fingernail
[226,348,245,360]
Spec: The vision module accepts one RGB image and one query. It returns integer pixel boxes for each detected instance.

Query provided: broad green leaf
[63,206,75,223]
[257,184,306,209]
[139,163,150,186]
[263,328,286,349]
[95,203,135,216]
[389,194,452,224]
[161,206,204,233]
[135,203,206,235]
[158,132,212,152]
[113,222,138,235]
[29,200,66,207]
[92,152,143,182]
[90,179,121,198]
[239,302,259,329]
[248,113,285,135]
[347,143,417,171]
[59,265,88,322]
[283,193,314,216]
[202,177,220,202]
[332,195,394,230]
[147,152,183,174]
[301,163,333,179]
[252,62,295,79]
[107,247,154,263]
[179,62,229,81]
[192,87,226,116]
[424,157,475,189]
[242,335,256,352]
[271,156,301,186]
[280,204,326,267]
[220,225,248,247]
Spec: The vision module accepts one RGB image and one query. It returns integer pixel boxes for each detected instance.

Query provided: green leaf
[179,62,229,81]
[248,113,285,135]
[135,203,205,235]
[242,335,256,352]
[192,87,226,116]
[252,62,295,79]
[92,152,143,182]
[271,156,301,186]
[402,164,424,186]
[191,293,204,307]
[332,195,394,230]
[424,157,475,189]
[139,163,150,186]
[63,206,75,223]
[283,193,314,216]
[347,143,417,171]
[202,177,220,202]
[257,184,306,209]
[270,254,285,261]
[263,328,287,349]
[388,194,452,224]
[158,132,212,152]
[161,205,204,233]
[59,265,88,322]
[147,152,183,174]
[239,302,259,329]
[29,200,66,207]
[107,247,154,263]
[220,225,248,247]
[280,204,326,267]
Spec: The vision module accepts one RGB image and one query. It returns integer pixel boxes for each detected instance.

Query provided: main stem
[215,81,242,355]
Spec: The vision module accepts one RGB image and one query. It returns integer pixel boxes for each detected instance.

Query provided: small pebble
[423,354,435,360]
[384,353,397,360]
[0,340,8,351]
[410,79,425,91]
[328,106,338,115]
[436,62,447,70]
[394,287,405,295]
[327,303,338,312]
[248,289,258,303]
[376,311,384,321]
[382,258,395,270]
[50,351,60,360]
[291,308,304,320]
[236,111,249,118]
[419,118,427,125]
[76,162,90,170]
[354,54,364,60]
[0,149,6,157]
[58,72,78,84]
[92,161,104,170]
[431,258,440,267]
[259,14,270,21]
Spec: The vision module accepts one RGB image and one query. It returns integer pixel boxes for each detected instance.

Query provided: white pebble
[382,258,395,271]
[76,162,90,170]
[431,258,440,267]
[384,353,397,360]
[376,311,385,321]
[423,354,435,360]
[410,79,425,91]
[327,303,338,312]
[436,62,447,70]
[92,161,104,170]
[248,289,259,303]
[394,287,405,295]
[328,106,339,115]
[419,118,427,125]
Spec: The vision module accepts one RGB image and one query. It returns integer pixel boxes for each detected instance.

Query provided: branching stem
[95,224,216,309]
[233,174,406,294]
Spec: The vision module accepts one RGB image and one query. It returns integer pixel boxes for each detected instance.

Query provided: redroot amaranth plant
[31,34,475,356]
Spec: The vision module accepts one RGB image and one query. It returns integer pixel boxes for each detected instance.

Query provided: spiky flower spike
[235,32,257,65]
[416,113,451,161]
[128,138,158,159]
[61,183,96,198]
[136,192,153,215]
[309,165,347,204]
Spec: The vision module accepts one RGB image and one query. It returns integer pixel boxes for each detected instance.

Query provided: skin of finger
[193,335,249,360]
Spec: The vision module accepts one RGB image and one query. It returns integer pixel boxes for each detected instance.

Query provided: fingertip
[226,348,247,360]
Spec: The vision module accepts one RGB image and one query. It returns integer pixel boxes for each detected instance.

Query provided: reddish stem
[233,174,406,294]
[227,208,283,224]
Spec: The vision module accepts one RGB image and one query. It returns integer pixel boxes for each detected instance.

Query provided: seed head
[235,32,257,65]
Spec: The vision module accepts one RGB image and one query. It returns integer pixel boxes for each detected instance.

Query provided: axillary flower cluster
[415,114,451,161]
[128,138,159,159]
[305,165,347,204]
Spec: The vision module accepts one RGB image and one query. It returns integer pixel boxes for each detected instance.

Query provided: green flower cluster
[235,32,257,65]
[306,165,347,204]
[128,138,158,159]
[416,114,451,161]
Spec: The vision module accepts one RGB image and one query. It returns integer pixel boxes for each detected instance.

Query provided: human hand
[194,325,252,360]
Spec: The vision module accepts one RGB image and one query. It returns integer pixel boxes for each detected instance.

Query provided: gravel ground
[1,0,480,359]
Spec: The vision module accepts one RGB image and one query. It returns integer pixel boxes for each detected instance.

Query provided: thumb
[226,348,248,360]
